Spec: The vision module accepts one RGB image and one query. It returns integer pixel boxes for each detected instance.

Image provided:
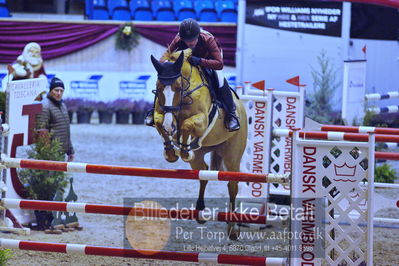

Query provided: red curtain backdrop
[0,21,119,64]
[0,21,237,66]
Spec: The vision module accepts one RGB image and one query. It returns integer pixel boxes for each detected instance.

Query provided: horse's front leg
[154,112,179,162]
[180,113,207,162]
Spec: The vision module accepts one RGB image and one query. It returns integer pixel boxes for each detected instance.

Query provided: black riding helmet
[179,18,200,42]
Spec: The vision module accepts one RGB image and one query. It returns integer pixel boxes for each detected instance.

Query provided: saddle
[201,68,240,109]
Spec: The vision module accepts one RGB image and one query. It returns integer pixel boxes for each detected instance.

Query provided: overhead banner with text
[246,0,343,36]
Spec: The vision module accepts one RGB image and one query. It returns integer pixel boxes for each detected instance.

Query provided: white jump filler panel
[290,132,375,266]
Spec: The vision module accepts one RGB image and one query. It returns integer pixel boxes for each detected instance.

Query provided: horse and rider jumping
[148,19,248,240]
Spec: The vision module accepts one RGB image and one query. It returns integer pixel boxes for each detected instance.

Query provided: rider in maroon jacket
[146,18,240,132]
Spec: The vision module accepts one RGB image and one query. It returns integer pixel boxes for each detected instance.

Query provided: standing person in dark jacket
[145,18,240,132]
[37,77,74,161]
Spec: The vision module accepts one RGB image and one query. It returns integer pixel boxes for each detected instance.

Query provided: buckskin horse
[150,49,248,239]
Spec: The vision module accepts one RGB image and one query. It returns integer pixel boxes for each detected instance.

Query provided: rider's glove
[189,56,201,66]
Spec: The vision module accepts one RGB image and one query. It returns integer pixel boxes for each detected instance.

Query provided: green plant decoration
[375,163,396,183]
[115,23,140,52]
[0,91,5,111]
[19,132,69,200]
[0,249,13,266]
[306,50,341,124]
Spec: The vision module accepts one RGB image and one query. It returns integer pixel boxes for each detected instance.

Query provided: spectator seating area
[0,0,237,22]
[87,0,238,22]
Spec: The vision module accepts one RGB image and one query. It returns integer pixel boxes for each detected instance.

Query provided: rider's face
[184,38,198,49]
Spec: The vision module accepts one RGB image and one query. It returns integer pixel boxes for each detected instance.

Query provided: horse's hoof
[227,223,240,240]
[163,149,179,162]
[195,199,207,224]
[196,218,207,224]
[181,150,194,162]
[166,156,178,163]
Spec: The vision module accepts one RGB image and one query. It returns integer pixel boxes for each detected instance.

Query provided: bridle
[156,63,208,149]
[157,63,207,114]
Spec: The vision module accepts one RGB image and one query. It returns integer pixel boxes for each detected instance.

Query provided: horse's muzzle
[162,121,177,137]
[168,123,177,136]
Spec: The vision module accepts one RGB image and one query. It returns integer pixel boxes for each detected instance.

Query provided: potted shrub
[63,98,80,123]
[76,100,96,124]
[132,100,151,124]
[0,91,5,123]
[0,249,12,265]
[18,132,69,230]
[112,99,134,124]
[96,101,114,124]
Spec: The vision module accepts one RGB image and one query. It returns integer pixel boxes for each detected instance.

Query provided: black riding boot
[219,80,240,132]
[145,95,157,127]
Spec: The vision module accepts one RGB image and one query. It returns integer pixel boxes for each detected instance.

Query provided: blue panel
[134,10,153,21]
[138,75,151,81]
[130,0,150,13]
[89,75,103,81]
[214,0,235,16]
[111,7,131,20]
[152,0,175,21]
[92,8,109,19]
[112,10,131,20]
[173,0,194,13]
[108,0,128,14]
[174,0,196,20]
[46,74,56,82]
[130,0,152,20]
[193,0,214,15]
[0,5,10,17]
[177,10,196,20]
[198,11,218,22]
[93,0,106,7]
[85,0,93,18]
[156,10,176,21]
[193,0,217,21]
[219,11,237,22]
[152,0,172,13]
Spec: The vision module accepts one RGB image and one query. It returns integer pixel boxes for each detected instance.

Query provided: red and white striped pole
[2,198,282,225]
[375,152,399,161]
[274,129,399,160]
[0,239,287,266]
[0,157,289,184]
[274,129,399,143]
[319,125,399,135]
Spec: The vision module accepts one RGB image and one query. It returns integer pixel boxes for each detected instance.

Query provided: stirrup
[145,109,154,127]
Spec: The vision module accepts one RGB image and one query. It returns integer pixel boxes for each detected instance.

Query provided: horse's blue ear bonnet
[151,52,184,85]
[156,62,181,85]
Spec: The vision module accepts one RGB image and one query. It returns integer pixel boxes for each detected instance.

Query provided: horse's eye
[172,81,181,90]
[157,82,165,90]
